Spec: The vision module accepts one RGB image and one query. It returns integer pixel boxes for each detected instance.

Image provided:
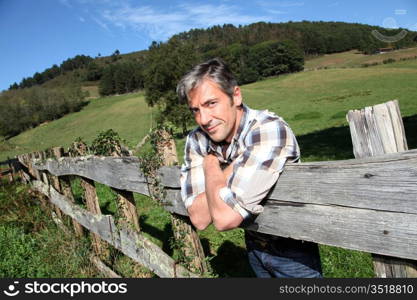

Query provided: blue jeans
[246,233,323,278]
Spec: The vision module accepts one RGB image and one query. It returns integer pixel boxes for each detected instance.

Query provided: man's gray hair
[177,58,238,104]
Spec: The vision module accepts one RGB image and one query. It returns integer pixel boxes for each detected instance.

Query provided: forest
[1,21,416,138]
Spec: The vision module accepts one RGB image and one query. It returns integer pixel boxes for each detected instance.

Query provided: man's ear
[233,86,242,106]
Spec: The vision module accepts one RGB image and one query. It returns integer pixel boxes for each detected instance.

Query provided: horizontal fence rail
[31,149,417,261]
[29,178,197,278]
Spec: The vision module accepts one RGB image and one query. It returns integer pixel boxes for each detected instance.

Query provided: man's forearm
[187,158,241,231]
[203,155,243,231]
[187,192,212,230]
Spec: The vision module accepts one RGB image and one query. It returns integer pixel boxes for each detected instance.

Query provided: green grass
[0,180,98,277]
[305,47,417,70]
[0,91,155,161]
[2,55,417,277]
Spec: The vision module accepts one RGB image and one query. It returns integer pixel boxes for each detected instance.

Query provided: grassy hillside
[0,92,154,161]
[2,57,417,162]
[1,56,416,277]
[305,47,417,70]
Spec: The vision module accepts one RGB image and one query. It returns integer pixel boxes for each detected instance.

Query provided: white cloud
[92,16,110,32]
[395,9,407,15]
[79,16,85,22]
[99,2,273,41]
[59,0,72,8]
[257,1,304,8]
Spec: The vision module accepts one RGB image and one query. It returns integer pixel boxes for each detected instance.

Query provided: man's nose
[199,108,212,126]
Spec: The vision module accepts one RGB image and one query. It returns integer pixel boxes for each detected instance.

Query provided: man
[177,58,322,278]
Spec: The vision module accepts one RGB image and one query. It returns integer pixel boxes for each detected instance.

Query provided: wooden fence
[0,158,19,182]
[6,100,417,278]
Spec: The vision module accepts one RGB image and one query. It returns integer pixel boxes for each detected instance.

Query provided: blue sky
[1,0,416,91]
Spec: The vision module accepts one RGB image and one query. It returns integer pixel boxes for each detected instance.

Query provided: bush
[0,85,87,138]
[0,182,95,277]
[383,58,396,64]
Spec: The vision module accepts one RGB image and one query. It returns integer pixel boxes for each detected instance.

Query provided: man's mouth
[206,123,220,133]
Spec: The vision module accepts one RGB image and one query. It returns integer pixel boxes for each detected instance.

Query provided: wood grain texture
[34,150,417,215]
[32,150,417,260]
[35,156,149,196]
[31,180,198,278]
[347,100,416,277]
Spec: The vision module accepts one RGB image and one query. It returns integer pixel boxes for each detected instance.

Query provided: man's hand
[188,192,212,230]
[203,153,220,170]
[187,154,242,231]
[202,154,243,231]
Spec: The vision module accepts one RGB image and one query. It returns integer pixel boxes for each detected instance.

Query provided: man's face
[188,78,242,143]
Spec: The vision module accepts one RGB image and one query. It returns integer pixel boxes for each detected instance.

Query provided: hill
[0,92,154,161]
[2,57,417,162]
[2,56,417,278]
[305,47,417,70]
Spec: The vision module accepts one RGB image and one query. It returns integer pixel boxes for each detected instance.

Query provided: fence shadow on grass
[404,114,417,150]
[297,125,354,162]
[138,215,174,256]
[297,114,417,162]
[208,240,255,277]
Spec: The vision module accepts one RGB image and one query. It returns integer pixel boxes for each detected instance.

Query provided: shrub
[383,58,396,64]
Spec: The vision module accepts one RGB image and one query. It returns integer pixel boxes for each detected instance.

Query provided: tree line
[9,55,94,90]
[142,21,417,134]
[171,21,417,56]
[2,21,417,138]
[0,86,86,138]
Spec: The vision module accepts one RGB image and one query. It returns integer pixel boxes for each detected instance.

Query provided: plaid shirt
[180,104,300,219]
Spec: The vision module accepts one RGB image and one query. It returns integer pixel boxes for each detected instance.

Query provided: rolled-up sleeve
[219,119,300,219]
[180,132,206,208]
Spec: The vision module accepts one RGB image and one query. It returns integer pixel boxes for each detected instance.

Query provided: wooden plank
[31,150,417,260]
[31,180,198,278]
[161,188,417,261]
[347,100,417,277]
[163,153,417,215]
[90,256,122,278]
[34,150,417,215]
[35,156,149,196]
[245,200,417,261]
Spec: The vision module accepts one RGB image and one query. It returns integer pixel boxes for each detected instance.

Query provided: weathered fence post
[41,149,64,220]
[347,99,417,278]
[156,129,208,274]
[16,154,29,184]
[52,147,84,237]
[110,148,140,232]
[72,142,110,260]
[6,157,14,183]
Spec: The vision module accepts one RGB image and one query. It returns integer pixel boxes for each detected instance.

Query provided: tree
[98,65,115,96]
[85,62,103,81]
[9,82,19,90]
[144,40,200,135]
[249,40,303,78]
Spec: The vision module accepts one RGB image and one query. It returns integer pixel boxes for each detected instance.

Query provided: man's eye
[190,108,199,114]
[208,101,216,107]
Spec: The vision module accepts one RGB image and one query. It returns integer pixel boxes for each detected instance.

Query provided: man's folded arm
[202,154,243,231]
[187,161,238,231]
